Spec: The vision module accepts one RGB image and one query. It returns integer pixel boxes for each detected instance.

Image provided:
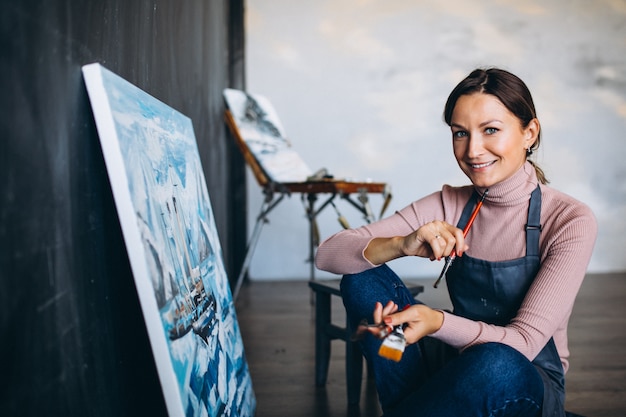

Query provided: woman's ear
[525,118,540,150]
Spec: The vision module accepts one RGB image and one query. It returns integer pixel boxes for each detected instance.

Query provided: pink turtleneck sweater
[315,162,597,372]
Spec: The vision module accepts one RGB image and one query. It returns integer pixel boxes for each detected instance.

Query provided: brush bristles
[378,338,405,362]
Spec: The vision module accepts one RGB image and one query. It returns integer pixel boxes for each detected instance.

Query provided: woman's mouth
[470,161,496,169]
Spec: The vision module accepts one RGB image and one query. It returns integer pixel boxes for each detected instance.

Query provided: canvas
[223,88,313,183]
[82,63,255,417]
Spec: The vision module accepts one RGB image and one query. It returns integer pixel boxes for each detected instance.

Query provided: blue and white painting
[82,63,255,417]
[223,88,313,183]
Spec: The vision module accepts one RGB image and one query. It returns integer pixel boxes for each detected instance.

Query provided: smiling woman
[445,68,547,187]
[315,68,598,417]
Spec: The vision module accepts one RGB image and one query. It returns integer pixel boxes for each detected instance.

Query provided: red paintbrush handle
[449,189,488,258]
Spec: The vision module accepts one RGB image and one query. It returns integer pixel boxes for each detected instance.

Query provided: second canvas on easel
[224,88,313,183]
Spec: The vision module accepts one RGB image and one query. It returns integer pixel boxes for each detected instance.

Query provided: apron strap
[456,191,479,229]
[525,186,542,257]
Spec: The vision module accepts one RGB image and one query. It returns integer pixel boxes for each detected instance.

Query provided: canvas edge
[81,62,186,417]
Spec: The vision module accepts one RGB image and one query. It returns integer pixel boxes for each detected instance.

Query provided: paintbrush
[353,306,410,362]
[351,320,392,341]
[433,188,489,288]
[377,304,412,362]
[377,325,407,362]
[330,200,350,229]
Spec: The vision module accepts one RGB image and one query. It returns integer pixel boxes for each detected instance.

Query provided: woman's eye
[485,127,499,135]
[453,131,467,139]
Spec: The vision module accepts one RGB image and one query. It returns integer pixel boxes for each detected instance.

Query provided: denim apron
[445,187,565,417]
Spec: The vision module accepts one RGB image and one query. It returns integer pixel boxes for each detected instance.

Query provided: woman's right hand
[364,220,467,265]
[401,220,468,261]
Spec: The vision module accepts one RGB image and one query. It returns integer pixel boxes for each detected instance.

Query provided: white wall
[244,0,626,280]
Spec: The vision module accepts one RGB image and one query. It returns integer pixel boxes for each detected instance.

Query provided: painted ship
[161,175,217,343]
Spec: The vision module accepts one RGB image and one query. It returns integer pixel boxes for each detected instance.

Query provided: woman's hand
[370,301,444,345]
[401,220,468,261]
[364,220,467,266]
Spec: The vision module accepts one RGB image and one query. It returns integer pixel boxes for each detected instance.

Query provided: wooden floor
[236,272,626,417]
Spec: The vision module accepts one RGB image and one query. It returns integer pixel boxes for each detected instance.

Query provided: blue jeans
[341,264,544,417]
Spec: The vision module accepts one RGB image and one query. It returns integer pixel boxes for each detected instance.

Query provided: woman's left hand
[372,301,445,344]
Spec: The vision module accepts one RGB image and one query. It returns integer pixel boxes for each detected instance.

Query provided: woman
[315,68,597,416]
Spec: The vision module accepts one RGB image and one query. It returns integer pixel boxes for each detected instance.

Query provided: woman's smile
[469,160,496,169]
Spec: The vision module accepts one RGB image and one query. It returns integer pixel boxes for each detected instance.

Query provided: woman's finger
[430,222,469,259]
[372,301,383,323]
[382,301,398,317]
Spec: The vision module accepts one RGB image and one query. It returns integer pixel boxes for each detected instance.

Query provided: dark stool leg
[346,324,363,405]
[314,290,331,386]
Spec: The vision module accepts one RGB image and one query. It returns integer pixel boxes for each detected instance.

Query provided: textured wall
[0,1,245,415]
[246,0,626,280]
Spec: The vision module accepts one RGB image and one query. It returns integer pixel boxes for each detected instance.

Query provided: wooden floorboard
[236,272,626,417]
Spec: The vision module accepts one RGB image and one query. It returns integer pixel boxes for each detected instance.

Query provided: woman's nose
[466,136,484,158]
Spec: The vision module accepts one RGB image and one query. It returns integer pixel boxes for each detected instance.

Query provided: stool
[308,278,424,406]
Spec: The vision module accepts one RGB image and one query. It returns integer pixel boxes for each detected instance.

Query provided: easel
[223,89,391,300]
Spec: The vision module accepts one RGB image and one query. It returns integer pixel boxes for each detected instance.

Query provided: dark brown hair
[443,68,548,184]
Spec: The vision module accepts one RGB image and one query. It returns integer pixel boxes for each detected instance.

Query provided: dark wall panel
[0,1,245,415]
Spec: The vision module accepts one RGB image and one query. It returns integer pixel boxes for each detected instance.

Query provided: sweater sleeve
[315,191,446,275]
[431,195,597,370]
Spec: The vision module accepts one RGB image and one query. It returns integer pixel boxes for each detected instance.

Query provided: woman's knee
[341,264,388,298]
[340,270,379,322]
[340,264,408,301]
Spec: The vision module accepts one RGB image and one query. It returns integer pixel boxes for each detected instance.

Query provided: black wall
[0,1,246,415]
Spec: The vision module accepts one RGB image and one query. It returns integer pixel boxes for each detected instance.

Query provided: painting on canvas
[82,63,255,417]
[223,88,313,183]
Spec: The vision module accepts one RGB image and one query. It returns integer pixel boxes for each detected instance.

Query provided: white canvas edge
[81,62,185,417]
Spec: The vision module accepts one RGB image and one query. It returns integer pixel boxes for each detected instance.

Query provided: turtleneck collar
[474,162,539,207]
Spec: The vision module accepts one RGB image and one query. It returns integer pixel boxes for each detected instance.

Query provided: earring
[526,147,533,156]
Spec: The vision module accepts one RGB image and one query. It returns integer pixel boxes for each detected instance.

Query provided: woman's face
[450,93,538,188]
